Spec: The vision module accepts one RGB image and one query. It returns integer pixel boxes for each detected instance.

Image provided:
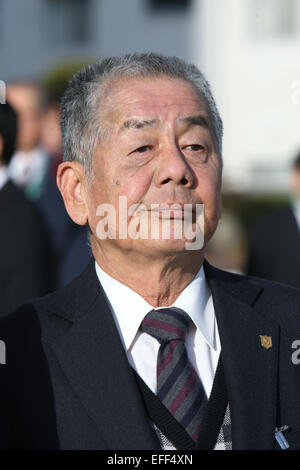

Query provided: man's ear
[56,161,88,226]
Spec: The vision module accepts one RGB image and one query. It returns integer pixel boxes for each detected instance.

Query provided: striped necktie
[141,307,207,442]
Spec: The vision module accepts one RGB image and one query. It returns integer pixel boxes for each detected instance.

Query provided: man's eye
[185,144,205,151]
[135,145,152,153]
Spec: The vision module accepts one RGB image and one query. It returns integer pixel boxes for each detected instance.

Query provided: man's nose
[154,143,195,188]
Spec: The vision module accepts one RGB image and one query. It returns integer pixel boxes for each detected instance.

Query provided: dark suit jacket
[0,258,300,449]
[0,180,54,316]
[246,205,300,288]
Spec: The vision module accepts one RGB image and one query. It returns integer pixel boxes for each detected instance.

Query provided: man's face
[86,77,222,257]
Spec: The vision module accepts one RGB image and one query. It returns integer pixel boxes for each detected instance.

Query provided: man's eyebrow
[179,115,209,129]
[120,118,159,131]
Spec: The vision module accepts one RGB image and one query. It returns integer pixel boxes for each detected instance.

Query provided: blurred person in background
[40,94,63,166]
[0,102,54,316]
[246,153,300,288]
[38,90,91,287]
[7,81,90,288]
[37,89,91,287]
[6,83,49,200]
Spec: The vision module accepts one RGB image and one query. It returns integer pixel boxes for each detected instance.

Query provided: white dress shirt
[0,166,9,191]
[8,147,48,187]
[95,261,221,398]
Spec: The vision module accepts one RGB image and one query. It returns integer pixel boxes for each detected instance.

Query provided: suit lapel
[204,261,279,450]
[50,261,159,450]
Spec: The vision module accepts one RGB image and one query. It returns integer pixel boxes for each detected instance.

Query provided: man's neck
[92,240,204,307]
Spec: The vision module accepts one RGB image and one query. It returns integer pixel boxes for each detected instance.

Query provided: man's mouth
[140,203,197,220]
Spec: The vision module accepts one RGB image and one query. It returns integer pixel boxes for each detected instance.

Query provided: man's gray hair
[61,53,223,178]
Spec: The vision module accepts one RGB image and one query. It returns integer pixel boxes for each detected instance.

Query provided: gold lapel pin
[259,335,272,350]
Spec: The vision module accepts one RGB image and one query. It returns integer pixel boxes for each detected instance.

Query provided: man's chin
[133,237,205,255]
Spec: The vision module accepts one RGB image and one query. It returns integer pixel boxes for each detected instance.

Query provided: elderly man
[0,54,299,450]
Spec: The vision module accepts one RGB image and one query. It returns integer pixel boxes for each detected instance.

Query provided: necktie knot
[141,307,190,344]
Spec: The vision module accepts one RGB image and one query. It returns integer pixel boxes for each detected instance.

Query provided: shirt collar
[291,197,300,215]
[0,166,9,191]
[95,261,216,352]
[289,197,300,230]
[8,147,48,185]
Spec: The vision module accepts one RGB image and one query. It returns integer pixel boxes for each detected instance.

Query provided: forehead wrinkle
[102,90,210,140]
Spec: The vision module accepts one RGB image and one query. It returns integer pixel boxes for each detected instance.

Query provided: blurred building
[1,0,194,80]
[197,0,300,193]
[1,0,300,193]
